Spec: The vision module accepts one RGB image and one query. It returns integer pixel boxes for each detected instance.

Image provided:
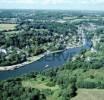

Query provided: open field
[22,79,59,91]
[22,75,59,91]
[72,89,104,100]
[22,76,61,100]
[0,24,17,31]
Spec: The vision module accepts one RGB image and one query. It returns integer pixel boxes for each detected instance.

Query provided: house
[0,49,7,54]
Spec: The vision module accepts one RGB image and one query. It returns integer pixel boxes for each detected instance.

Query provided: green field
[72,89,104,100]
[0,24,17,31]
[22,75,62,100]
[22,79,59,91]
[22,78,104,100]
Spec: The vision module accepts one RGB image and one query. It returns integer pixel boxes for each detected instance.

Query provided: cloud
[0,0,64,5]
[1,0,34,4]
[1,0,104,5]
[0,0,104,10]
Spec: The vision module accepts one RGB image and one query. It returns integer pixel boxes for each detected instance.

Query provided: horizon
[0,9,104,12]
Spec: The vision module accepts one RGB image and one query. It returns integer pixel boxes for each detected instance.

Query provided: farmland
[72,89,104,100]
[0,24,17,31]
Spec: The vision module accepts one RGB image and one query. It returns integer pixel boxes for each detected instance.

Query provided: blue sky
[0,0,104,10]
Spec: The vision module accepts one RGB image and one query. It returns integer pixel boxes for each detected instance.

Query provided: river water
[0,39,92,80]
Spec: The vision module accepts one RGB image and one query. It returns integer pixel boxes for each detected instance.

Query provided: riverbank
[0,49,67,71]
[0,44,82,71]
[0,54,45,71]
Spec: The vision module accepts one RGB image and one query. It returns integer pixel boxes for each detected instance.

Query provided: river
[0,39,92,80]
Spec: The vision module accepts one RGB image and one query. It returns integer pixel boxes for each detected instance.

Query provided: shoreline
[0,45,82,71]
[0,54,45,71]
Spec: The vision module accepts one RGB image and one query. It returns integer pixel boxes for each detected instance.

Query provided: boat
[45,65,49,68]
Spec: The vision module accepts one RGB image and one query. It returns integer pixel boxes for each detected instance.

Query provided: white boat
[45,65,49,68]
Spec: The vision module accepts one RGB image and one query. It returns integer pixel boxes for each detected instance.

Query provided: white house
[0,49,7,54]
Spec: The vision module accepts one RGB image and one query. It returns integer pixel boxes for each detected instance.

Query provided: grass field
[72,89,104,100]
[22,75,61,100]
[22,79,59,91]
[0,24,17,31]
[22,75,59,91]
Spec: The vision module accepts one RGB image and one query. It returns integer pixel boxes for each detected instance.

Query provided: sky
[0,0,104,10]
